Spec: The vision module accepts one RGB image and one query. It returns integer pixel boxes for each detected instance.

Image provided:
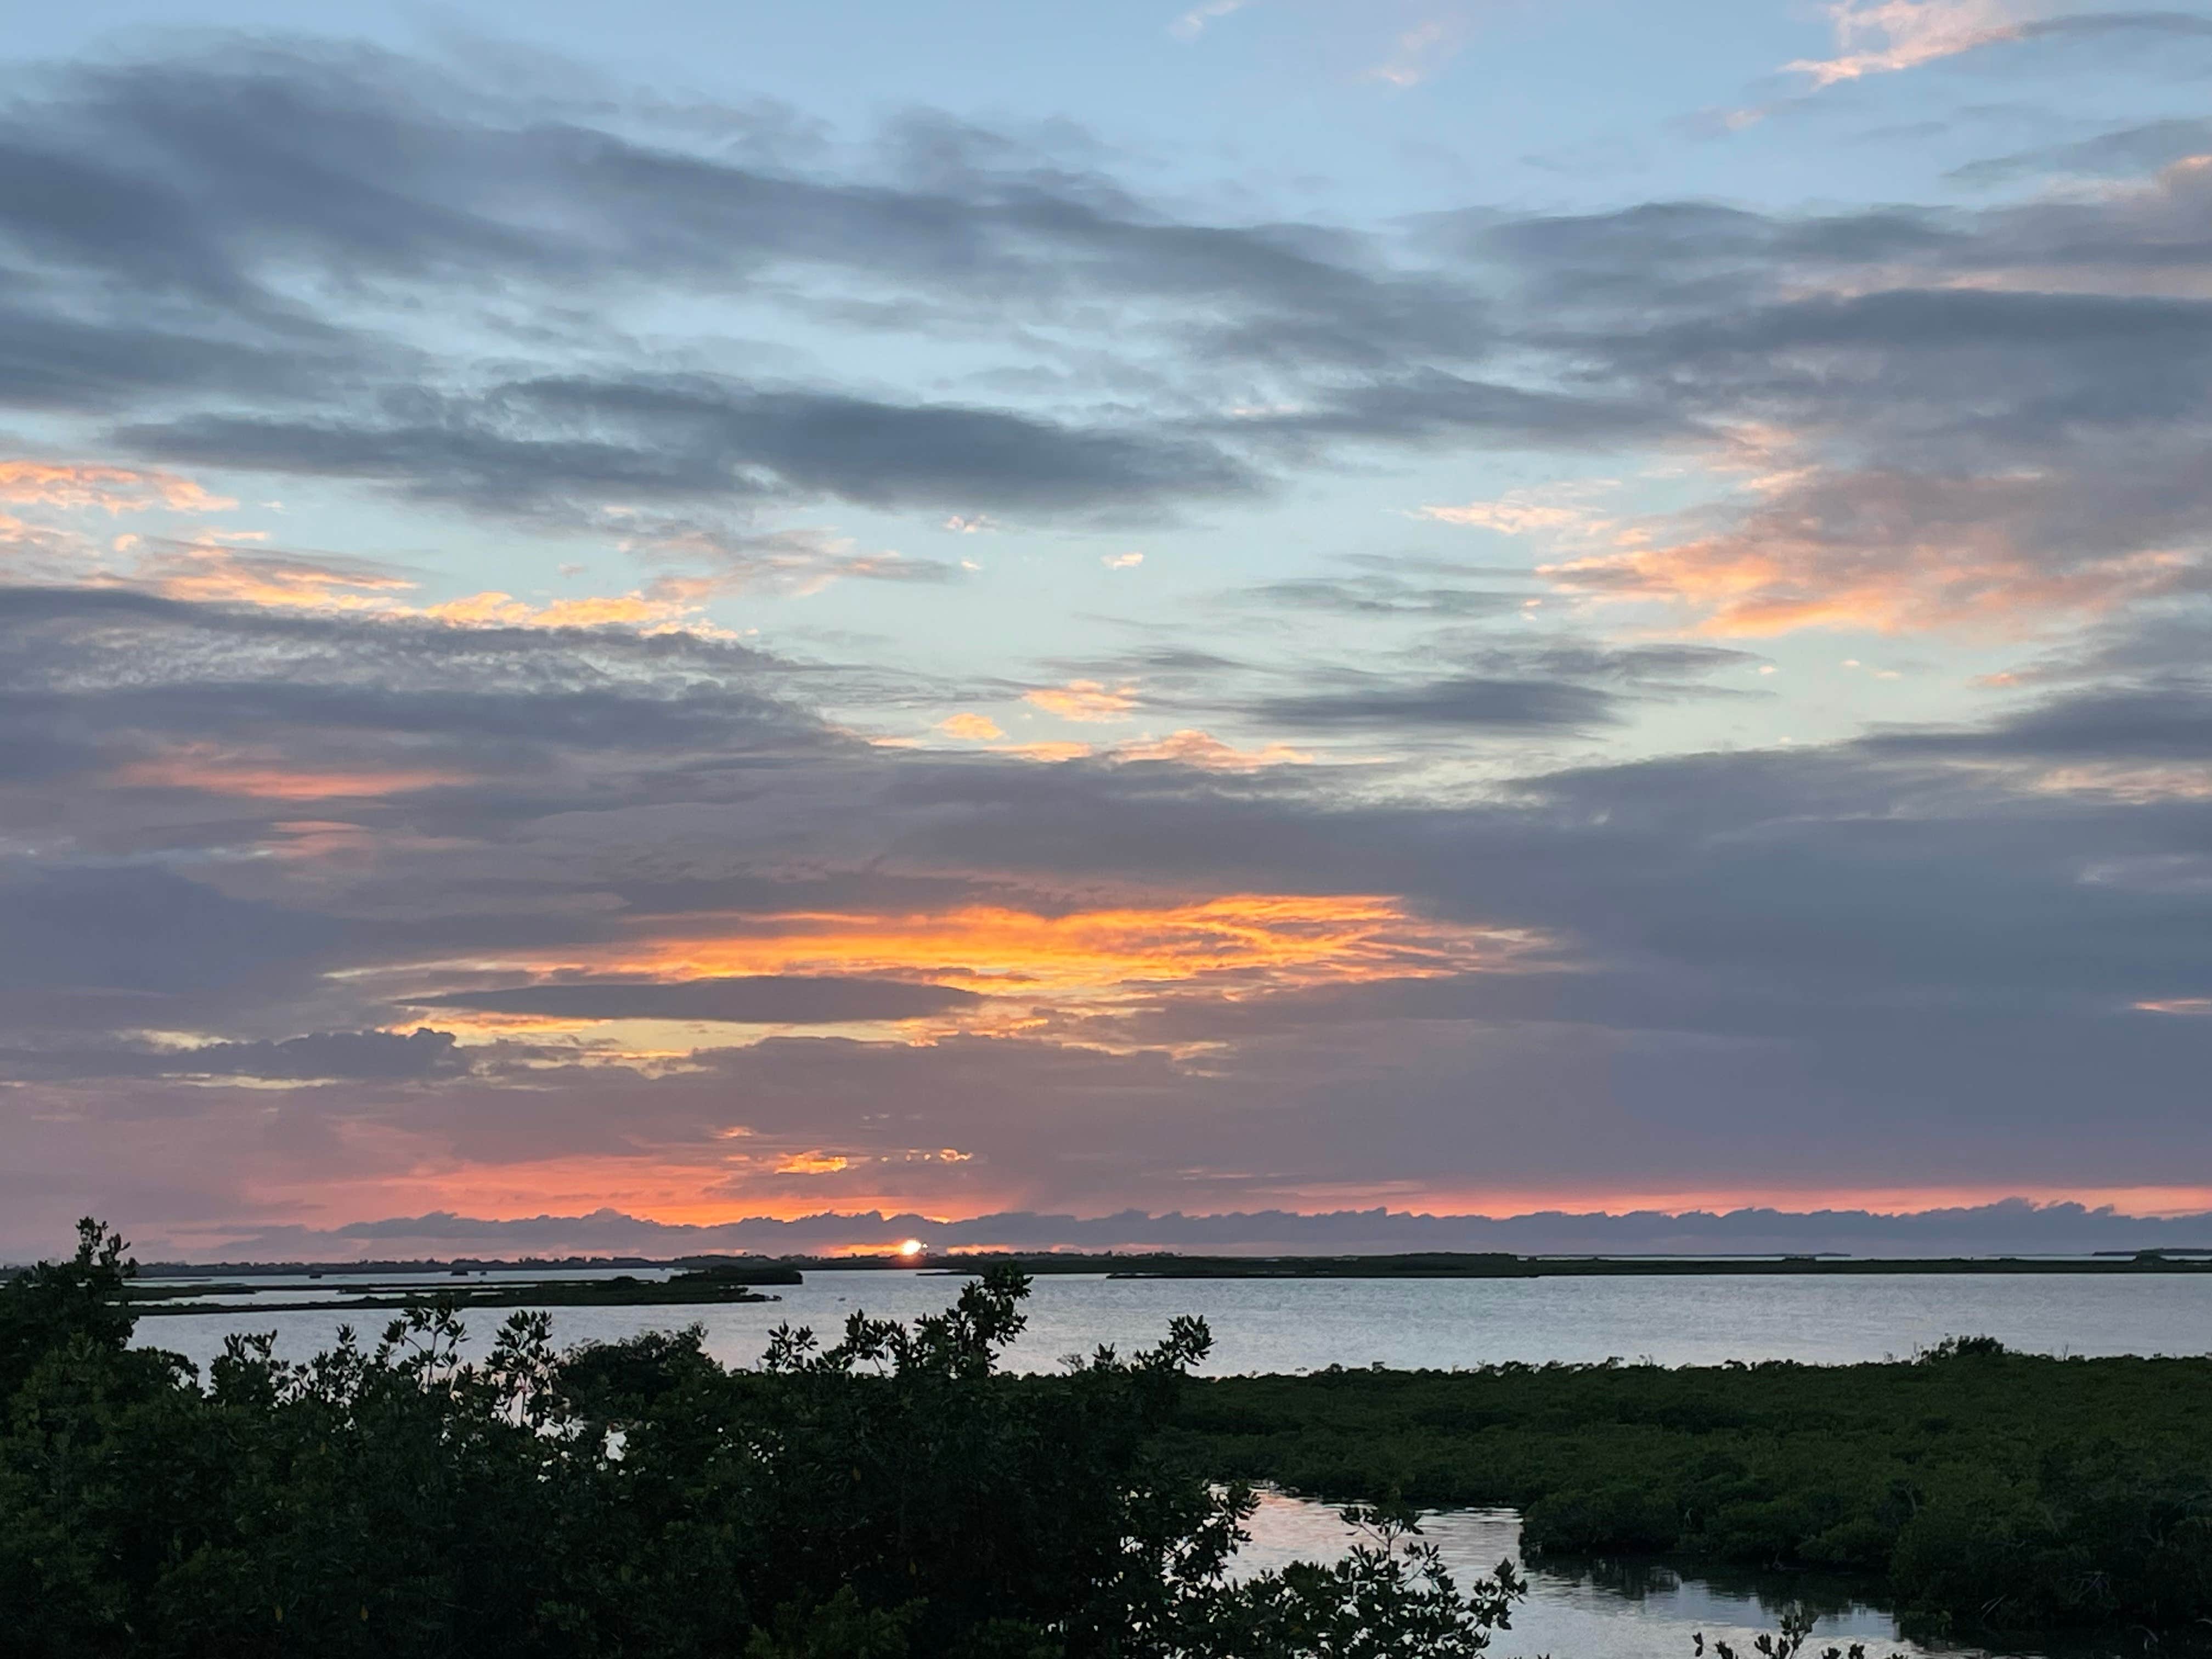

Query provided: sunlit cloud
[1543,532,2188,637]
[1712,0,2039,128]
[938,712,1007,741]
[1537,439,2198,637]
[420,586,733,635]
[1102,551,1145,569]
[134,545,417,610]
[776,1150,851,1175]
[1111,729,1313,771]
[117,543,737,636]
[0,459,235,515]
[1024,679,1139,721]
[995,740,1096,762]
[1417,484,1617,538]
[1784,0,2025,89]
[2031,765,2212,804]
[473,894,1528,1019]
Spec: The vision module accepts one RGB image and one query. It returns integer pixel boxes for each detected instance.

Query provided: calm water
[133,1271,2208,1658]
[136,1267,2212,1375]
[1238,1494,2126,1659]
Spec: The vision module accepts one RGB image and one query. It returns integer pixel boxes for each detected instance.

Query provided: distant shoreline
[97,1248,2212,1315]
[124,1268,789,1316]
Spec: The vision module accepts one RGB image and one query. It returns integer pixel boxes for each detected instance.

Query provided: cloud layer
[2,26,2210,1256]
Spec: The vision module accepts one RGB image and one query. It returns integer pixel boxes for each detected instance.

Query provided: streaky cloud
[408,975,983,1023]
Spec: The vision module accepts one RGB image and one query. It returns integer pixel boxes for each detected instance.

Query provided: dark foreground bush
[0,1222,1520,1658]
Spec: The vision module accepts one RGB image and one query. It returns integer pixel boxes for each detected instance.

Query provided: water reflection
[1234,1492,2177,1659]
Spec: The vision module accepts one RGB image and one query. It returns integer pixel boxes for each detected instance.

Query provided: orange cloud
[0,460,235,515]
[1542,464,2192,637]
[464,894,1531,1023]
[123,544,735,636]
[135,545,417,609]
[994,740,1093,763]
[420,587,731,635]
[937,712,1006,741]
[112,745,467,800]
[1024,680,1138,721]
[1111,730,1312,771]
[1548,537,2186,639]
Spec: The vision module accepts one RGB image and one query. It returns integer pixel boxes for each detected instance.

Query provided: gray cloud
[408,975,981,1023]
[1948,118,2212,187]
[0,865,340,995]
[0,44,1485,351]
[0,40,1517,526]
[0,303,347,413]
[1255,675,1618,731]
[2012,12,2212,47]
[1220,636,1754,734]
[1249,573,1530,619]
[119,377,1261,519]
[1868,683,2212,762]
[0,1028,464,1082]
[8,32,2208,552]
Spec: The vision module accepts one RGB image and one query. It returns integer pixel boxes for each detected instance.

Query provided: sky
[3,0,2211,1259]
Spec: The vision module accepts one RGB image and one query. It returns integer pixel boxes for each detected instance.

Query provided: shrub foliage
[0,1222,1519,1657]
[1171,1345,2212,1633]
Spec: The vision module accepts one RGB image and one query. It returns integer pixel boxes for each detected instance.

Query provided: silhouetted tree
[0,1223,1522,1657]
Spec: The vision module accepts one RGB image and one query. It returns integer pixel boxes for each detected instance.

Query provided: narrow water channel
[1235,1493,2171,1659]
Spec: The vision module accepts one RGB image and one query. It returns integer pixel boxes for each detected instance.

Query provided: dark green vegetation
[1170,1345,2212,1635]
[1,1223,1517,1657]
